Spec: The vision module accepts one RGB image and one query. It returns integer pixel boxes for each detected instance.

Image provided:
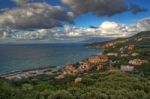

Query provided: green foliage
[47,90,74,99]
[1,71,150,99]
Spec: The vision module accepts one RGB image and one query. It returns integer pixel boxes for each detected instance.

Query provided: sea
[0,43,100,73]
[0,38,111,73]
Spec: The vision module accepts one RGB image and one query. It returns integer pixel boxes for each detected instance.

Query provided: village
[1,35,149,81]
[0,31,150,99]
[55,36,149,81]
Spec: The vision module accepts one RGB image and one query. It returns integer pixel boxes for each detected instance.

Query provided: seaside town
[0,31,150,99]
[1,31,149,82]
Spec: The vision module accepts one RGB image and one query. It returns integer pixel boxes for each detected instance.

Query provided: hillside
[87,31,150,49]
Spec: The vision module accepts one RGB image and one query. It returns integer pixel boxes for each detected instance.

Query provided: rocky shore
[0,66,58,80]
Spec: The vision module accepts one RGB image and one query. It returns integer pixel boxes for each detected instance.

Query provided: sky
[0,0,150,43]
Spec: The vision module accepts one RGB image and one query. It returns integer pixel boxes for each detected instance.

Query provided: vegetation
[1,71,150,99]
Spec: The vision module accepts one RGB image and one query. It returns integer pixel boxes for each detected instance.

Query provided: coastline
[0,44,101,80]
[0,38,116,80]
[0,65,57,76]
[0,65,60,80]
[1,31,150,81]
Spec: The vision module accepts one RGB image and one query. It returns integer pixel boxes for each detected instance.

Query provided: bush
[48,90,74,99]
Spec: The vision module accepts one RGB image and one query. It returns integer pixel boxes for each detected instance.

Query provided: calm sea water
[0,43,100,73]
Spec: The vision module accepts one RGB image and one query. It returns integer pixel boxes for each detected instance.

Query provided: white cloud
[136,18,150,31]
[0,18,150,42]
[100,21,120,29]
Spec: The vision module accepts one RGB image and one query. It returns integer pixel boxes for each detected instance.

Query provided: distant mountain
[130,31,150,38]
[81,37,113,44]
[87,31,150,48]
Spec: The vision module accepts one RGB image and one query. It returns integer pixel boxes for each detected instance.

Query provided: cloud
[55,19,150,38]
[99,21,139,37]
[61,0,127,17]
[61,0,147,17]
[11,29,49,40]
[1,17,150,41]
[0,0,147,32]
[136,18,150,31]
[0,2,74,29]
[12,0,29,6]
[130,3,148,14]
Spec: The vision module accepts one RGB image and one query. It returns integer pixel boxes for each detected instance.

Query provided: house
[87,55,108,64]
[128,44,135,50]
[106,52,118,57]
[121,54,128,57]
[105,42,115,48]
[131,53,139,57]
[121,65,134,72]
[78,62,91,72]
[120,47,125,53]
[135,38,143,41]
[97,64,104,71]
[65,64,77,75]
[129,59,149,66]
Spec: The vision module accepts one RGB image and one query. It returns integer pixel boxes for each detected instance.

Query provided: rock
[74,77,82,83]
[55,74,65,79]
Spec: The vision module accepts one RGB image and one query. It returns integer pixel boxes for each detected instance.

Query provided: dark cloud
[0,2,74,29]
[130,3,148,14]
[0,0,148,31]
[61,0,147,17]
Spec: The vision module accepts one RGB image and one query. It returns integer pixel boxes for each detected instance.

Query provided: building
[78,62,91,72]
[106,52,118,57]
[87,55,108,64]
[128,44,135,50]
[105,42,115,48]
[65,64,77,75]
[121,54,128,57]
[97,64,104,71]
[131,53,139,57]
[129,59,149,66]
[121,65,134,72]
